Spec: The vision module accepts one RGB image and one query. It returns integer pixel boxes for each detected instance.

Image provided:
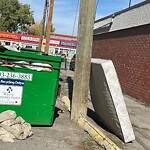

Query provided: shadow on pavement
[54,107,61,121]
[67,76,74,101]
[87,108,112,133]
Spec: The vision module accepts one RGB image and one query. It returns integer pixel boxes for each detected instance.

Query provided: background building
[92,1,150,103]
[0,31,77,61]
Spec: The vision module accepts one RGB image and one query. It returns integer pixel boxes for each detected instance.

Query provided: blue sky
[19,0,144,35]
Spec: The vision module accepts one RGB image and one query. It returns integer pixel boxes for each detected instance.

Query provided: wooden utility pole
[44,0,54,54]
[71,0,96,122]
[38,0,47,51]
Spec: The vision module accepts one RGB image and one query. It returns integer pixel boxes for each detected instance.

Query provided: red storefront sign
[0,32,20,40]
[0,31,77,49]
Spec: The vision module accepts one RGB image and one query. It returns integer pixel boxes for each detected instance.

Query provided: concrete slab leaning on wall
[90,58,135,143]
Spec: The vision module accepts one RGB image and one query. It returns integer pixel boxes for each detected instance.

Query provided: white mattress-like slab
[90,58,135,143]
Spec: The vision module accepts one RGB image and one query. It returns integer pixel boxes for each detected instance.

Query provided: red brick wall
[92,24,150,103]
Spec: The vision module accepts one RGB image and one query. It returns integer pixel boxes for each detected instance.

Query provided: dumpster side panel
[0,50,62,125]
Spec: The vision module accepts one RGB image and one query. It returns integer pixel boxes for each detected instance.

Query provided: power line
[95,0,100,20]
[129,0,132,7]
[72,0,79,36]
[72,0,99,35]
[96,0,100,11]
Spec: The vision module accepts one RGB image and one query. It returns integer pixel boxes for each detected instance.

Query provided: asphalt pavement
[0,68,149,150]
[60,69,150,150]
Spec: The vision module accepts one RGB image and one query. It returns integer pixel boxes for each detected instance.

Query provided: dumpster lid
[0,49,62,63]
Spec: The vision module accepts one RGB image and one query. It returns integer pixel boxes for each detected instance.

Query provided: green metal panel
[0,50,62,125]
[20,48,41,54]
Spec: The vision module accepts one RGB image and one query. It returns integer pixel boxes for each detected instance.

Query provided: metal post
[71,0,96,122]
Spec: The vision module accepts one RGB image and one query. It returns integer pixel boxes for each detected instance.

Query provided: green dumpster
[20,48,41,54]
[0,49,62,125]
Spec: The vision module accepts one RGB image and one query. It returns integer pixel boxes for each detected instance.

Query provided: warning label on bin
[0,79,24,105]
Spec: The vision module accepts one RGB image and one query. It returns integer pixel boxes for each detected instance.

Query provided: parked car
[61,54,66,58]
[70,54,76,71]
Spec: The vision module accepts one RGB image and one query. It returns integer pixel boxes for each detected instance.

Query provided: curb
[78,117,121,150]
[62,96,121,150]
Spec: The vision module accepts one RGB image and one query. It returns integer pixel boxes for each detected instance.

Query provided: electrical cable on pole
[72,0,79,36]
[45,0,54,54]
[96,0,100,11]
[38,0,48,51]
[45,0,50,35]
[95,0,100,20]
[129,0,132,7]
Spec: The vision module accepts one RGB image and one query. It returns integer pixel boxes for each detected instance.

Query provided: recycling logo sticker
[7,87,13,93]
[0,79,24,105]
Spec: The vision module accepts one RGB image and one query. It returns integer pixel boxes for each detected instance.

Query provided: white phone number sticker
[0,71,32,81]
